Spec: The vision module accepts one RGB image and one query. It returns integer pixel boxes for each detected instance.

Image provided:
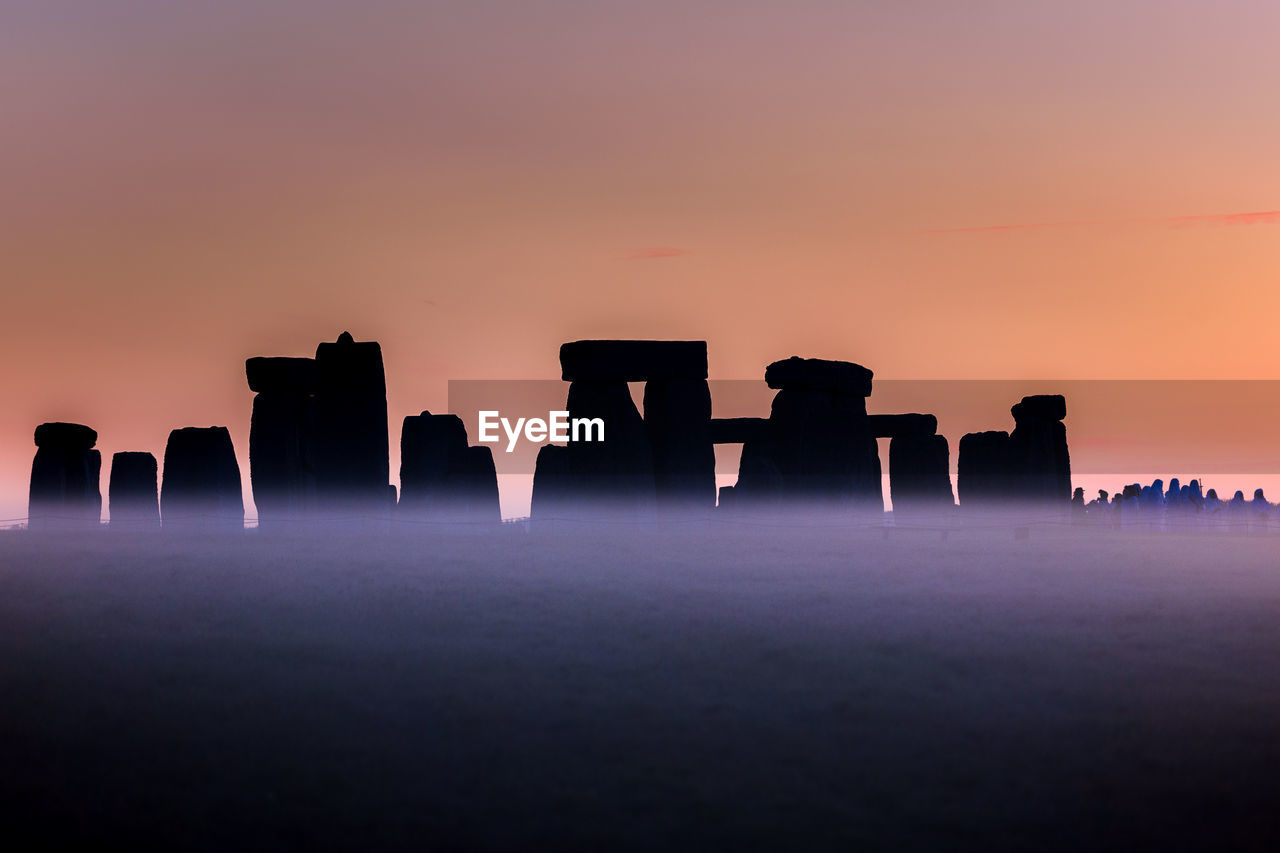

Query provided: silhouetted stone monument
[531,443,573,518]
[399,411,500,523]
[732,357,881,512]
[108,451,159,530]
[1007,394,1071,504]
[28,422,101,530]
[888,434,953,514]
[563,379,657,514]
[160,426,244,530]
[765,356,873,397]
[534,340,715,518]
[644,378,715,512]
[958,430,1011,506]
[312,332,391,516]
[247,356,317,525]
[559,340,707,382]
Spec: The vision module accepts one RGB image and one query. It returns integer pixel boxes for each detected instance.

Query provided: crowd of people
[1071,478,1277,530]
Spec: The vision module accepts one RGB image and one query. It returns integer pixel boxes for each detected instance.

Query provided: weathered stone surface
[1011,394,1066,423]
[249,392,316,523]
[160,426,244,530]
[28,422,101,530]
[399,411,499,522]
[643,379,715,512]
[764,357,873,397]
[559,340,708,382]
[957,430,1011,506]
[869,413,937,438]
[109,451,159,529]
[888,435,953,513]
[312,332,390,513]
[710,417,770,445]
[246,357,317,394]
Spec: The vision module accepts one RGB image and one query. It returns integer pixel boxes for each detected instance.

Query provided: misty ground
[2,520,1279,851]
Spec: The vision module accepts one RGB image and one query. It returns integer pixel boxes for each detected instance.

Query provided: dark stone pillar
[643,379,715,513]
[28,422,101,530]
[108,451,159,530]
[762,358,881,512]
[312,332,390,516]
[399,411,500,523]
[889,435,953,514]
[160,426,244,531]
[1008,395,1071,504]
[246,356,317,525]
[957,430,1011,506]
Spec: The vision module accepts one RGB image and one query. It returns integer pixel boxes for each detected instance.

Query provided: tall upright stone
[562,380,656,515]
[312,332,390,516]
[160,426,244,531]
[644,378,715,513]
[246,356,317,525]
[399,411,500,523]
[28,422,101,530]
[534,340,711,519]
[888,435,953,514]
[732,357,881,513]
[108,451,159,530]
[1007,394,1071,504]
[957,430,1011,506]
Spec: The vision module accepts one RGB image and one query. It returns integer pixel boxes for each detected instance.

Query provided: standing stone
[247,356,318,525]
[567,380,655,514]
[889,435,953,514]
[1007,395,1071,504]
[399,411,500,523]
[770,362,880,511]
[28,422,101,530]
[160,426,244,530]
[531,443,574,519]
[733,436,784,512]
[531,380,655,518]
[644,379,715,513]
[957,430,1011,506]
[312,332,390,515]
[109,451,159,530]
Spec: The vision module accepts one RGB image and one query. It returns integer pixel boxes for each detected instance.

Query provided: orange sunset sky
[3,1,1280,520]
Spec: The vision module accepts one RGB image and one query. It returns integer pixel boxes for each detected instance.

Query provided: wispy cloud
[918,210,1280,235]
[624,247,689,259]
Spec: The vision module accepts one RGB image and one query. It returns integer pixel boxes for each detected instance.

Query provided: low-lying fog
[2,520,1279,850]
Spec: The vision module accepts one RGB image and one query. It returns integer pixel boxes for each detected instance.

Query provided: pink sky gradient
[3,1,1280,520]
